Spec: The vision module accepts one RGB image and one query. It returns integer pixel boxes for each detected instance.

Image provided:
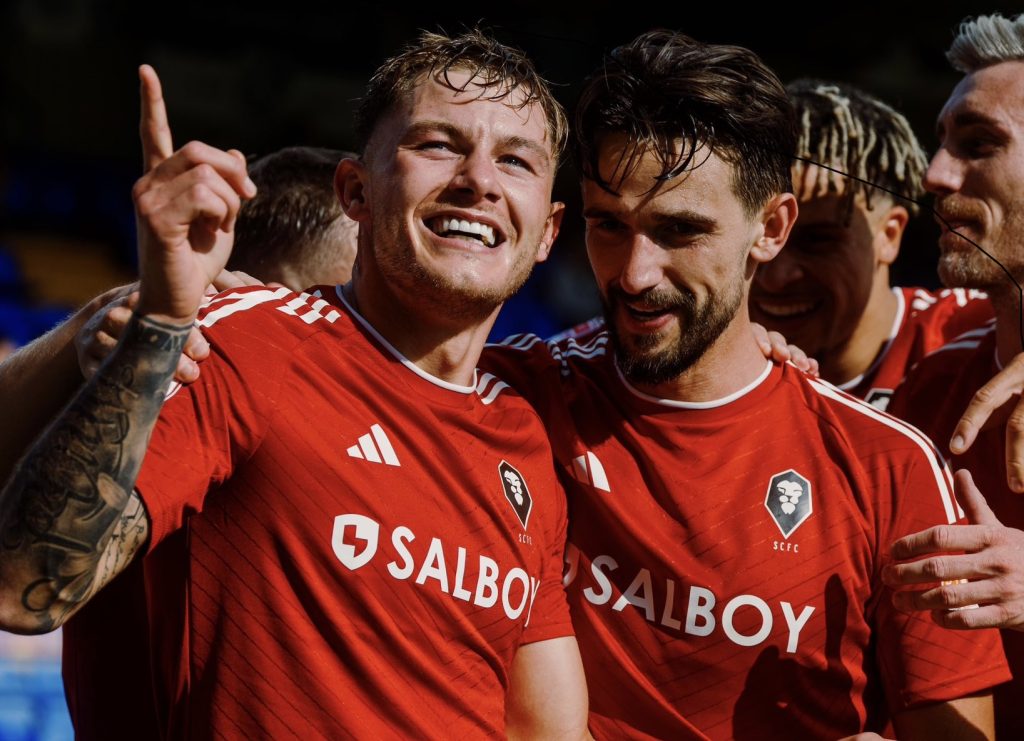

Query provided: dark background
[0,0,1017,343]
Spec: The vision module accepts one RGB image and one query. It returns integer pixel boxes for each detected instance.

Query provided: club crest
[764,469,812,538]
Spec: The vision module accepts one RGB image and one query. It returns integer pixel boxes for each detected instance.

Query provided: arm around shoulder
[506,635,592,740]
[0,312,186,634]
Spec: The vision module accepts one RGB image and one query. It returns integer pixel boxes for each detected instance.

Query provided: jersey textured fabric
[133,285,572,740]
[481,323,1009,740]
[838,287,991,410]
[61,558,160,740]
[889,323,1022,737]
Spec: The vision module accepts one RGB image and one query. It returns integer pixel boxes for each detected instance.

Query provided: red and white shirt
[839,287,991,410]
[482,324,1009,740]
[890,323,1023,736]
[134,285,572,739]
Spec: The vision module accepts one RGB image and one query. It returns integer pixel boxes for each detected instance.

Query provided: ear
[335,157,370,222]
[874,204,908,266]
[749,192,798,264]
[535,201,565,265]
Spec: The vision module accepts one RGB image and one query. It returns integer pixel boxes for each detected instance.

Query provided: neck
[819,280,899,386]
[990,289,1024,368]
[630,311,771,403]
[345,273,499,388]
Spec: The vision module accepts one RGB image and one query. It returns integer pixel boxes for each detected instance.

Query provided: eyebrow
[404,120,552,168]
[582,206,717,231]
[937,108,1005,138]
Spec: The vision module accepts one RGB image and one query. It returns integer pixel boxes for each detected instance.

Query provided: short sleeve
[135,292,303,549]
[520,468,573,644]
[873,453,1010,710]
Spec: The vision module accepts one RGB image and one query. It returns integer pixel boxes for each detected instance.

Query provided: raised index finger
[139,64,174,172]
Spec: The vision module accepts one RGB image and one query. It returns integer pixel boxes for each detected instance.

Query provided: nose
[617,234,665,296]
[755,247,803,292]
[450,149,500,203]
[923,147,963,197]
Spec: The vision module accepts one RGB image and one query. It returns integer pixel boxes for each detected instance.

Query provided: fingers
[135,166,247,255]
[785,342,817,375]
[174,354,200,384]
[950,353,1024,455]
[889,522,995,561]
[883,549,991,587]
[76,293,138,379]
[139,64,174,172]
[954,469,1002,527]
[183,326,210,361]
[930,602,1016,630]
[211,269,265,291]
[891,576,999,612]
[170,325,208,384]
[144,141,256,203]
[1006,402,1024,492]
[751,322,771,356]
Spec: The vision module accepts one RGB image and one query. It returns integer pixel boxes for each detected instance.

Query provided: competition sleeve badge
[499,460,533,529]
[764,469,812,538]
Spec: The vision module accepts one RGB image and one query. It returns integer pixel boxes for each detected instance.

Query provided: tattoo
[0,313,188,631]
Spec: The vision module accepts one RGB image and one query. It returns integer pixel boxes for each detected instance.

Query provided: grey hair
[947,13,1024,72]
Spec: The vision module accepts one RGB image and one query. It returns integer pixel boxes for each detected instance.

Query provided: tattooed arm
[0,315,189,633]
[0,65,253,633]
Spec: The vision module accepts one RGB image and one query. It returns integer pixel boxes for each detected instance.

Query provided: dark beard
[604,284,742,385]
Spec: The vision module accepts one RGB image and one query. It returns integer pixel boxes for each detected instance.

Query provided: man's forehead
[396,70,554,149]
[591,135,733,198]
[939,62,1024,131]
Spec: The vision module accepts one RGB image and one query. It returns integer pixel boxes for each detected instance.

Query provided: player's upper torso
[135,285,571,740]
[840,286,991,410]
[482,323,1008,740]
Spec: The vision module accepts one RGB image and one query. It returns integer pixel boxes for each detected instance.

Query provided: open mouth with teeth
[752,299,820,320]
[430,217,500,248]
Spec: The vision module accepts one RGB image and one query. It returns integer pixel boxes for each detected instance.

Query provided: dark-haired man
[483,29,1006,739]
[227,146,359,289]
[751,79,991,411]
[0,31,588,739]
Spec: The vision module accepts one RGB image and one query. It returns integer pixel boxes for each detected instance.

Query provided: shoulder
[785,368,947,467]
[483,319,610,384]
[903,286,989,314]
[902,286,993,339]
[903,322,996,392]
[197,285,351,351]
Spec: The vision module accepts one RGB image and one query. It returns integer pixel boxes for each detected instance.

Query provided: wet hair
[788,78,927,216]
[575,29,795,215]
[229,146,357,287]
[355,28,568,163]
[947,13,1024,73]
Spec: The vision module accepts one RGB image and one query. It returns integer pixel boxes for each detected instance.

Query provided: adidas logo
[571,451,610,492]
[347,424,400,466]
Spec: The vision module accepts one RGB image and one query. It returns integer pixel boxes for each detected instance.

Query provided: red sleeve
[520,467,573,644]
[481,337,576,643]
[135,289,305,549]
[873,451,1010,710]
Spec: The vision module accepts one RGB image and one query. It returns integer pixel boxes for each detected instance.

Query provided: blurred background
[0,1,1017,737]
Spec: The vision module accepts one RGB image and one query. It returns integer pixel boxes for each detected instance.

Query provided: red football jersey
[838,287,991,410]
[889,324,1023,737]
[482,325,1009,740]
[133,285,572,739]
